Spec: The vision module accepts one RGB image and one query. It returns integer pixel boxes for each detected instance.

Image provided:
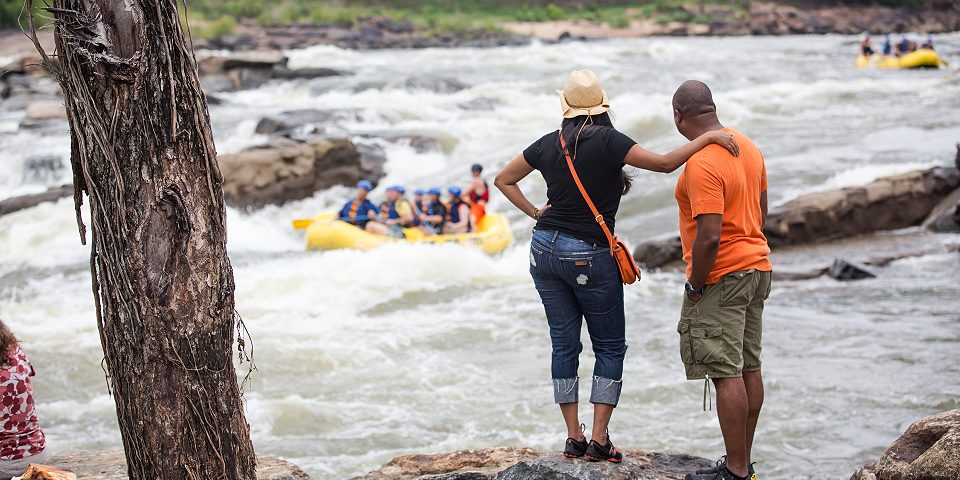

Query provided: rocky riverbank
[507,1,960,40]
[42,451,308,479]
[633,158,960,279]
[356,447,713,480]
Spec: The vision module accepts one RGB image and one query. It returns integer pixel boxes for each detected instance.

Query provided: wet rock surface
[358,447,712,480]
[827,259,876,281]
[0,185,73,217]
[851,409,960,480]
[46,451,310,479]
[197,50,348,92]
[218,137,386,210]
[765,167,960,246]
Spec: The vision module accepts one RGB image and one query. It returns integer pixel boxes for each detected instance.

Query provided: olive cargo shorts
[677,269,772,380]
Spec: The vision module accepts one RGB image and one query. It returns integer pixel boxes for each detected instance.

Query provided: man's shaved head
[672,80,722,140]
[672,80,716,117]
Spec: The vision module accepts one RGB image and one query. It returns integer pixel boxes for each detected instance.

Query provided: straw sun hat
[557,69,610,119]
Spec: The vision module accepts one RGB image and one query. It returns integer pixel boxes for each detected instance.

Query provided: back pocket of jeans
[558,255,593,286]
[690,324,724,364]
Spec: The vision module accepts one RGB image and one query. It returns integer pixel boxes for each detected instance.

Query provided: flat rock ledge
[357,447,712,480]
[46,451,309,479]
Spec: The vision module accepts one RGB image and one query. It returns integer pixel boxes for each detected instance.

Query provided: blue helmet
[448,186,462,196]
[427,187,442,196]
[356,180,373,191]
[414,188,425,196]
[386,185,405,194]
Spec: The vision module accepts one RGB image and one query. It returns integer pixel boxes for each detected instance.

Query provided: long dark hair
[0,319,18,366]
[558,112,633,195]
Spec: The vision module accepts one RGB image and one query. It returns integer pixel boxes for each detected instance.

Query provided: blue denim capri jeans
[529,228,626,406]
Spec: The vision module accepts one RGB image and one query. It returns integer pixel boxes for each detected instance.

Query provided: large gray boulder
[764,166,960,246]
[357,447,711,480]
[218,137,386,210]
[632,165,960,269]
[197,51,347,92]
[851,409,960,480]
[47,451,309,479]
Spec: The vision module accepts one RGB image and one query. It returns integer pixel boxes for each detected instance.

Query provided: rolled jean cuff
[553,377,579,404]
[589,375,622,406]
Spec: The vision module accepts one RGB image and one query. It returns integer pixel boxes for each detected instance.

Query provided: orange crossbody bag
[558,132,641,285]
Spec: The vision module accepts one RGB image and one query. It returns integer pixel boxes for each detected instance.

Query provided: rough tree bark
[27,0,257,478]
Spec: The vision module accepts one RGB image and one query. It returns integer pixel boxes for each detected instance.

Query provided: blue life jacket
[425,201,446,229]
[379,201,400,220]
[340,198,375,223]
[447,200,470,231]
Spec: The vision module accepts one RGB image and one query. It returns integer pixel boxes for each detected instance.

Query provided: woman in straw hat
[494,70,738,463]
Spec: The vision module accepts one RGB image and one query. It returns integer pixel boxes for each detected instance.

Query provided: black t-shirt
[523,127,636,245]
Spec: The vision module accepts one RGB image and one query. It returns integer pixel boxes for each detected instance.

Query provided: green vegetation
[1,0,942,36]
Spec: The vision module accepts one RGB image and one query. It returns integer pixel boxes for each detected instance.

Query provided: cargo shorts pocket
[687,323,724,364]
[678,320,693,365]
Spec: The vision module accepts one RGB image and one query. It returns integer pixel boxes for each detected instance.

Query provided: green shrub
[208,16,237,37]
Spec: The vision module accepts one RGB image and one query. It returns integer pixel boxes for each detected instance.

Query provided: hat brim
[557,89,610,119]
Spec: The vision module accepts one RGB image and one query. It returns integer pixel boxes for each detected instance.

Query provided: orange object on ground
[19,464,77,480]
[674,128,772,285]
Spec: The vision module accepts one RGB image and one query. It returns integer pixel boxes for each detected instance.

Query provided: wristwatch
[685,281,705,301]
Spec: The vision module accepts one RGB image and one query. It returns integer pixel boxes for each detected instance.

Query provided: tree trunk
[29,0,257,478]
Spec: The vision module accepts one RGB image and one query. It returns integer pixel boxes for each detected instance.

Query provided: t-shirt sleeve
[685,156,725,217]
[606,129,637,165]
[760,160,768,192]
[522,136,544,169]
[338,201,350,217]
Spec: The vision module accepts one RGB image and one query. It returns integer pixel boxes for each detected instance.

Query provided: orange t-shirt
[675,128,772,285]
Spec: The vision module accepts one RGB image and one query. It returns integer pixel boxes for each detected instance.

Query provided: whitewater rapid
[1,34,959,479]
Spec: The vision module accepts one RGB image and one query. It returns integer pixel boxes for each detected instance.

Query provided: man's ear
[673,108,682,127]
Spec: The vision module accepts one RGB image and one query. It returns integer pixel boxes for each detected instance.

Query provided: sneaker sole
[563,453,584,458]
[584,454,621,463]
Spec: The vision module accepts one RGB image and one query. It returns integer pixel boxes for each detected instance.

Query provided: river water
[1,34,959,479]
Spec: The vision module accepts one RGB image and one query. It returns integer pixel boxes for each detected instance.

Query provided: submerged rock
[254,109,354,137]
[358,448,711,480]
[403,75,469,93]
[851,409,960,480]
[46,451,309,479]
[827,259,876,281]
[218,137,386,210]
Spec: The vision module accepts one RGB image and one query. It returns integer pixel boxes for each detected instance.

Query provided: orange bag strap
[558,131,618,253]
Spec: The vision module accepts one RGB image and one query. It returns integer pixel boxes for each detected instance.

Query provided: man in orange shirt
[672,81,772,480]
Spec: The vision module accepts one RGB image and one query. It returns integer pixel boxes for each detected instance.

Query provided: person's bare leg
[590,403,614,444]
[559,403,584,440]
[713,377,749,477]
[743,370,764,466]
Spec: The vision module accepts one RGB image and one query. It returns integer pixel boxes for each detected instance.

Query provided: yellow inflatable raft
[292,212,514,255]
[856,49,945,69]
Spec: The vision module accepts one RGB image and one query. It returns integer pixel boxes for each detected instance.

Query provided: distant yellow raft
[292,212,514,255]
[856,49,945,69]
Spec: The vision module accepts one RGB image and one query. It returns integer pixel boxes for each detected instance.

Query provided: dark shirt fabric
[425,201,447,229]
[523,127,637,245]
